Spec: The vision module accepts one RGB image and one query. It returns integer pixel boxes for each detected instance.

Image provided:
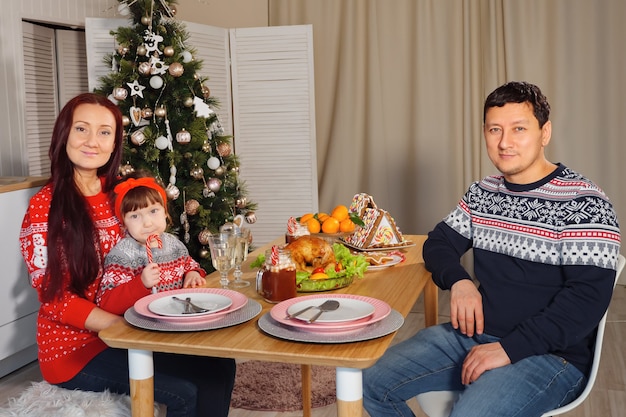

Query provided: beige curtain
[269,0,626,238]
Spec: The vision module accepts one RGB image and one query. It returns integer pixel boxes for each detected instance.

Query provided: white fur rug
[0,381,161,417]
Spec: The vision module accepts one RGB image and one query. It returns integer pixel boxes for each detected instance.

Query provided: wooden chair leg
[302,364,312,417]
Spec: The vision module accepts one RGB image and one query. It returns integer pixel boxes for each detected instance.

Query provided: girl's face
[66,103,117,175]
[123,201,167,244]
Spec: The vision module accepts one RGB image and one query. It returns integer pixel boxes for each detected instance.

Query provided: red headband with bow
[113,177,167,220]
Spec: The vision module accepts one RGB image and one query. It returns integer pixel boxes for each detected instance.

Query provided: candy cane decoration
[146,234,163,294]
[270,245,279,266]
[287,216,297,234]
[146,234,163,263]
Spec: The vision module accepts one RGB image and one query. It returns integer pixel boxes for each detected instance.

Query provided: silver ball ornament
[113,87,128,100]
[198,229,212,245]
[130,129,146,146]
[119,163,135,176]
[163,46,175,57]
[235,197,247,209]
[155,135,170,150]
[138,62,152,76]
[207,177,222,192]
[207,157,221,170]
[245,211,257,224]
[185,199,200,215]
[190,166,204,179]
[122,115,131,127]
[154,106,166,118]
[181,50,193,63]
[149,75,164,89]
[198,248,209,259]
[217,142,231,157]
[184,97,194,107]
[168,62,184,77]
[137,45,148,56]
[176,129,192,144]
[165,183,180,200]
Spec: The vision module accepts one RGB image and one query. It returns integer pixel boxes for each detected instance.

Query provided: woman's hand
[85,306,124,332]
[183,271,206,288]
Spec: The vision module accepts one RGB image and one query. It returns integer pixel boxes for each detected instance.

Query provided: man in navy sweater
[363,81,621,417]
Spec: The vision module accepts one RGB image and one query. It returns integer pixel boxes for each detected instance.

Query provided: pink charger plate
[270,293,391,333]
[133,288,248,324]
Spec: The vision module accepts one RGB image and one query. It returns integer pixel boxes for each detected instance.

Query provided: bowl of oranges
[297,205,363,243]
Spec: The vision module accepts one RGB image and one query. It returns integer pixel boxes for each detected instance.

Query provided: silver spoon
[307,299,340,323]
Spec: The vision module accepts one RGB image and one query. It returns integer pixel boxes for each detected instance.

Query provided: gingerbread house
[343,193,405,249]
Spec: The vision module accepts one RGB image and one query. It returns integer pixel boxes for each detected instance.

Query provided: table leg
[302,364,312,417]
[424,278,438,327]
[336,367,362,417]
[128,349,155,417]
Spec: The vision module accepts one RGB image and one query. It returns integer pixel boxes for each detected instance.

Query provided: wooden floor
[1,286,624,417]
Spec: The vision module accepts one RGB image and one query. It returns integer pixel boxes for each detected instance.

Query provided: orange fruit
[339,218,356,233]
[310,272,329,280]
[300,213,314,224]
[331,205,349,222]
[321,217,340,234]
[317,212,330,222]
[306,218,321,233]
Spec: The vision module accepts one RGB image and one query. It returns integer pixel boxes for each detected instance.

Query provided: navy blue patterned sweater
[423,163,620,374]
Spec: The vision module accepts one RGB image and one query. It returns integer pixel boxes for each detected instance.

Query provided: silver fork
[172,296,210,313]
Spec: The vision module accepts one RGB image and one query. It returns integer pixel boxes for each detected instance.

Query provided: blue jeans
[363,323,585,417]
[58,348,235,417]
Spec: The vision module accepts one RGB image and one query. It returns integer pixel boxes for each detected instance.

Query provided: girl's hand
[141,262,161,289]
[183,271,206,288]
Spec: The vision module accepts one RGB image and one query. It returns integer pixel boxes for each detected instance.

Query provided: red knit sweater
[19,182,122,383]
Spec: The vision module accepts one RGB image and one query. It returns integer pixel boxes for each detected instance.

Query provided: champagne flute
[208,235,235,288]
[232,228,251,288]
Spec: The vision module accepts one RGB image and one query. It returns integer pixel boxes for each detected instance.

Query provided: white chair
[416,254,626,417]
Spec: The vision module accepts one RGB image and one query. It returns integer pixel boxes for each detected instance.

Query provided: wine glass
[208,234,235,288]
[231,228,251,288]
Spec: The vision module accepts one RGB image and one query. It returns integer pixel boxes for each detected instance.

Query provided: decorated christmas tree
[96,0,256,272]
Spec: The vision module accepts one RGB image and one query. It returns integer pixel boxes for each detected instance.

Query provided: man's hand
[462,342,511,384]
[450,279,484,337]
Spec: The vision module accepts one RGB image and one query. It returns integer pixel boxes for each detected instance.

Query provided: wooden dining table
[99,234,438,417]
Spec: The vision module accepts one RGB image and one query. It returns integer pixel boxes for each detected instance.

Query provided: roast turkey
[285,235,336,272]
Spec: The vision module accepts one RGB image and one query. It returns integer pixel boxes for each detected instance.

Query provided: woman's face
[66,103,117,175]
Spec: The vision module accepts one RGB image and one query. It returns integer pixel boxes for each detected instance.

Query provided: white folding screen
[184,22,233,137]
[85,19,318,246]
[55,29,89,109]
[22,22,57,177]
[229,25,318,246]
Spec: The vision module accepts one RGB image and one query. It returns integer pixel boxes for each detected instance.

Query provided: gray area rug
[231,361,336,411]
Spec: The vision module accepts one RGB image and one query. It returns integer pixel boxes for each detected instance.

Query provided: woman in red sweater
[19,93,235,417]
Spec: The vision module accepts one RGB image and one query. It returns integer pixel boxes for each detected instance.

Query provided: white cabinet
[0,181,43,377]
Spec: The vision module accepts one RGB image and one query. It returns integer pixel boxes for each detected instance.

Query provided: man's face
[484,102,552,184]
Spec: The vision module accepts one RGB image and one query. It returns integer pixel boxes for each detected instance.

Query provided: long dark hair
[43,93,124,302]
